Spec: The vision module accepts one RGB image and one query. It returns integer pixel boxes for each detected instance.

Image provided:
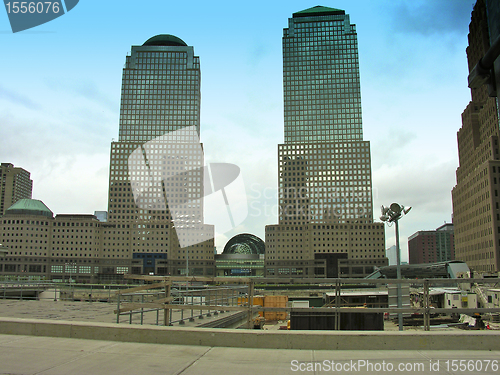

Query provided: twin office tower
[111,6,387,278]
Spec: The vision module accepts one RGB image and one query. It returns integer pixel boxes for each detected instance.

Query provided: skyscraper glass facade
[109,35,204,225]
[118,35,201,142]
[283,7,362,144]
[280,6,372,224]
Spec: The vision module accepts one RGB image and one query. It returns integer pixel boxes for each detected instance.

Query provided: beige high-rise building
[452,0,500,274]
[0,163,33,216]
[265,7,387,278]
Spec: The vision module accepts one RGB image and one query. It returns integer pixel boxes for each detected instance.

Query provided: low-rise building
[0,199,215,282]
[408,223,455,264]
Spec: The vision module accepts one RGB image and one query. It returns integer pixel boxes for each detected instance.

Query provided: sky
[0,0,476,260]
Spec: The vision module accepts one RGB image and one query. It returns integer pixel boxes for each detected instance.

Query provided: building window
[117,266,129,274]
[51,265,63,273]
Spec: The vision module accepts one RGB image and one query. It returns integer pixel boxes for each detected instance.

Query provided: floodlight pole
[395,219,403,331]
[186,247,189,295]
[380,203,410,332]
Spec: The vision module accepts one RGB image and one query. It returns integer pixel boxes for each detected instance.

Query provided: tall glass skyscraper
[279,6,372,225]
[118,35,201,142]
[107,35,214,277]
[283,6,362,143]
[266,7,386,278]
[109,35,204,225]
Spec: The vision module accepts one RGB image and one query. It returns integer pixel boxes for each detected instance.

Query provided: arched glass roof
[222,233,265,255]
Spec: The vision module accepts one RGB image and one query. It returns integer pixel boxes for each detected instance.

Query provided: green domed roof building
[4,199,53,218]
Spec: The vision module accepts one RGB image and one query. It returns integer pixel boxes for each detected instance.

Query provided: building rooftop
[293,6,345,18]
[143,34,187,47]
[4,199,53,218]
[436,223,454,231]
[55,214,98,221]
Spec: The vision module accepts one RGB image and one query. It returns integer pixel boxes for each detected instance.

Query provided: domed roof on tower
[143,35,187,47]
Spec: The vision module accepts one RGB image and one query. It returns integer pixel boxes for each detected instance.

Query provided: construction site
[1,272,499,332]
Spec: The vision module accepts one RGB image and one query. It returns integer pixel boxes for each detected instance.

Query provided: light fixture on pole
[380,203,411,331]
[65,262,76,284]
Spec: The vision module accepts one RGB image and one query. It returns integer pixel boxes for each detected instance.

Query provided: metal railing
[0,281,133,302]
[113,276,259,327]
[0,281,53,300]
[2,276,500,331]
[114,283,247,326]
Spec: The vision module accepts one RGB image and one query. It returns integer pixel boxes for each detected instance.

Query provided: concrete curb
[1,317,499,350]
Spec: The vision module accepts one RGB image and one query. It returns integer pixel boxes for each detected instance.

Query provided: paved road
[1,300,499,374]
[1,333,499,375]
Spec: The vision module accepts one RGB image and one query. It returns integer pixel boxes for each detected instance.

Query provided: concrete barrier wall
[0,317,499,350]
